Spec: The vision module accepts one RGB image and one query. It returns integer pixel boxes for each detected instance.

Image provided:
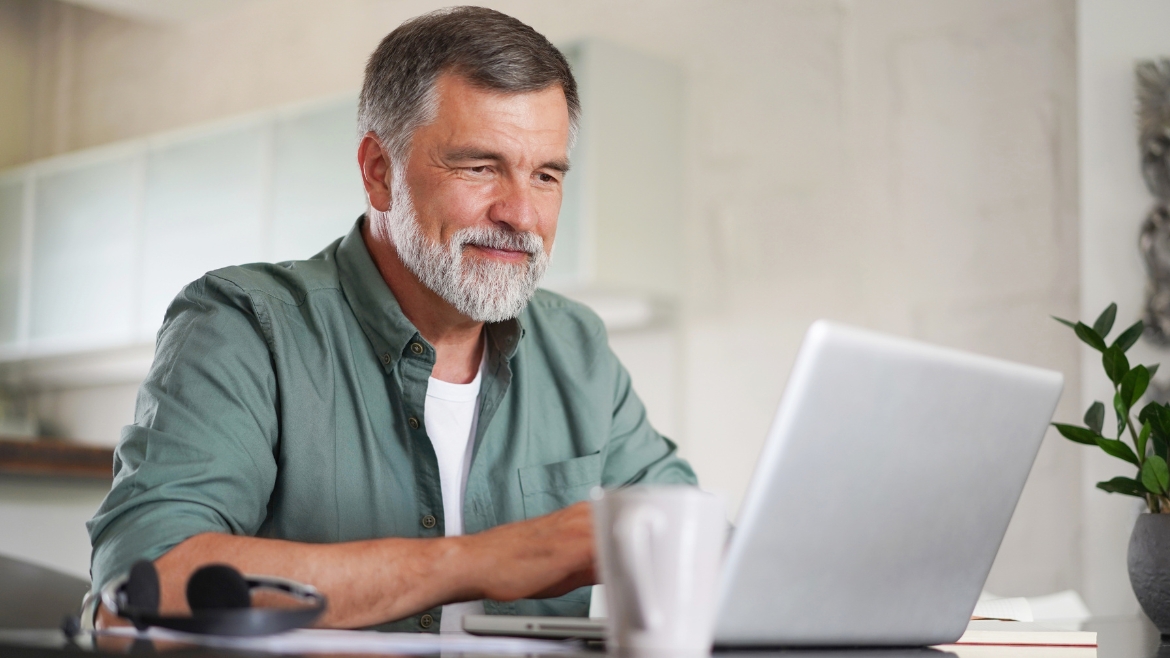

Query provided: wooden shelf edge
[0,438,114,480]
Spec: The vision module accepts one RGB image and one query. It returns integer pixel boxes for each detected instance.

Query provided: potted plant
[1053,303,1170,632]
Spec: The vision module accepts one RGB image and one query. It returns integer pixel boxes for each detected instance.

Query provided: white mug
[592,486,727,656]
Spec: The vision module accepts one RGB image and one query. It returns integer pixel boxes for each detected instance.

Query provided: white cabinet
[141,125,267,336]
[271,98,366,262]
[0,41,684,363]
[31,153,137,349]
[549,40,684,297]
[0,175,22,346]
[0,94,365,359]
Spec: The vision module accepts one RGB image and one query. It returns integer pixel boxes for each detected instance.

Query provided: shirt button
[410,342,424,355]
[421,514,436,529]
[380,353,391,365]
[419,613,434,629]
[408,417,420,430]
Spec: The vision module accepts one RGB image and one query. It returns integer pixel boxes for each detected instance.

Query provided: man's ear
[358,132,393,212]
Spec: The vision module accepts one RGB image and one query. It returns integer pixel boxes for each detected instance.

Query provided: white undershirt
[425,353,485,633]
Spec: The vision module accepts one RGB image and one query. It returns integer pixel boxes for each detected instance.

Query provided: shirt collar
[335,216,525,373]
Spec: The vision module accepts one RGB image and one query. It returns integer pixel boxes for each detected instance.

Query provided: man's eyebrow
[542,158,571,174]
[443,147,571,174]
[444,147,503,162]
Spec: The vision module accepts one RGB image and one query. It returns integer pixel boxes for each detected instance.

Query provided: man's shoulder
[521,289,608,345]
[202,246,344,308]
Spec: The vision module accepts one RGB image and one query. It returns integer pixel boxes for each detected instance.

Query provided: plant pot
[1129,513,1170,635]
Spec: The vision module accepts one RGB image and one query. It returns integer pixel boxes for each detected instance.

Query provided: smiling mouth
[465,243,532,262]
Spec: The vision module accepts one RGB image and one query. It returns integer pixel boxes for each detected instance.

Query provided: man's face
[374,73,571,322]
[403,72,570,260]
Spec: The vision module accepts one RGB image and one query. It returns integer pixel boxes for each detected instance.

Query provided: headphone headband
[100,562,327,637]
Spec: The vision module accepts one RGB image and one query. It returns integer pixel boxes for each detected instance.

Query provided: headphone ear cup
[125,560,161,614]
[186,564,251,612]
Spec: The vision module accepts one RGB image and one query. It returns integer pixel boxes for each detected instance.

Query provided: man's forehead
[428,73,571,145]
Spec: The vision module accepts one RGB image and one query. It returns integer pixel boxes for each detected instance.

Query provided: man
[88,6,696,632]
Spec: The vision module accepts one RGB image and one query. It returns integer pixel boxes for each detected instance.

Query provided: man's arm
[598,333,698,488]
[99,501,593,629]
[90,275,596,629]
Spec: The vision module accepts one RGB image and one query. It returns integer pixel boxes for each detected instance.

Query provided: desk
[0,617,1162,658]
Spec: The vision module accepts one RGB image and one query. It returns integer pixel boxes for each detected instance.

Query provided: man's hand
[457,501,595,602]
[98,502,597,629]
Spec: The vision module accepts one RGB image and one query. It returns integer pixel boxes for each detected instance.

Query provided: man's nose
[488,179,539,233]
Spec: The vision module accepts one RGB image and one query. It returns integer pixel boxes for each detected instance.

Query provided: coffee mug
[592,486,727,655]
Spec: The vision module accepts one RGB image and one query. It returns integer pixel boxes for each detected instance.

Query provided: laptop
[464,320,1064,647]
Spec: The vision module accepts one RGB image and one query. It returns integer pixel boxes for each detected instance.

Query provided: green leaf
[1077,322,1108,352]
[1097,476,1147,497]
[1084,401,1106,434]
[1097,436,1141,465]
[1094,303,1118,337]
[1099,473,1146,494]
[1122,365,1151,407]
[1158,405,1170,433]
[1052,315,1078,329]
[1152,405,1170,461]
[1142,402,1169,437]
[1140,421,1152,459]
[1142,455,1170,494]
[1104,347,1131,386]
[1116,392,1130,436]
[1113,320,1145,353]
[1140,401,1161,426]
[1052,423,1101,445]
[1150,363,1161,379]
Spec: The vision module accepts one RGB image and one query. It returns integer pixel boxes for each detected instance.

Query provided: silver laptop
[465,320,1063,647]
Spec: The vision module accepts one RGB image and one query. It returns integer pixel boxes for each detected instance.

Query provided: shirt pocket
[518,452,603,519]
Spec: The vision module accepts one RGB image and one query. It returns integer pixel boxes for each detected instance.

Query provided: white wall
[676,0,1080,597]
[0,0,1082,598]
[1077,0,1170,617]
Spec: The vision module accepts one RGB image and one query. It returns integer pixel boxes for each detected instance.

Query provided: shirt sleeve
[597,330,698,488]
[86,274,279,592]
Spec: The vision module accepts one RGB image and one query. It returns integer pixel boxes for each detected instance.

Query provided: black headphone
[100,560,326,636]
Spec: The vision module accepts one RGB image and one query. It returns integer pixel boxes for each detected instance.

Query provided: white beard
[377,165,550,323]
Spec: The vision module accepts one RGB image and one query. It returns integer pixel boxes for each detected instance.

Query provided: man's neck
[361,219,484,385]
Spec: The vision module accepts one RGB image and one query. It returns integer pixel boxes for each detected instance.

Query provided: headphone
[99,560,327,636]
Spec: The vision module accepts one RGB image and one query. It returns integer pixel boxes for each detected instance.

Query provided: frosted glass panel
[30,161,136,344]
[141,126,266,335]
[543,44,584,287]
[271,98,366,262]
[0,179,23,345]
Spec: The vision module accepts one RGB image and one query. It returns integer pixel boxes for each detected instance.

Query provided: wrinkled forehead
[421,73,572,158]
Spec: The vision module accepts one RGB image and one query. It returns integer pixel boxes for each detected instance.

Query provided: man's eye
[467,165,490,174]
[537,172,559,183]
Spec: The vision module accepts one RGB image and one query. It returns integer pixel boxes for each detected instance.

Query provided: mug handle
[615,506,668,631]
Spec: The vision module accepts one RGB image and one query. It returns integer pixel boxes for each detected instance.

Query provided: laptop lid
[714,321,1063,646]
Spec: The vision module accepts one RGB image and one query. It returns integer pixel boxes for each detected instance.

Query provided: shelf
[0,438,114,479]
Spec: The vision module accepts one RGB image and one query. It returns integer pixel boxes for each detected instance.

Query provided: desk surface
[0,616,1161,658]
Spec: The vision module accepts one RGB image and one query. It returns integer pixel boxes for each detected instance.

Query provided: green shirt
[87,218,697,631]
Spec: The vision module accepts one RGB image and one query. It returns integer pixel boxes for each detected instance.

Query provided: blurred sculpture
[1142,206,1170,342]
[1139,59,1170,344]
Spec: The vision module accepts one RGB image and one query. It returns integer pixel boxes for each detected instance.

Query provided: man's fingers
[530,565,598,599]
[468,500,598,602]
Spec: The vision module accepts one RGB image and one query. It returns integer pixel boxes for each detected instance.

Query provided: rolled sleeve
[596,330,697,488]
[87,275,279,591]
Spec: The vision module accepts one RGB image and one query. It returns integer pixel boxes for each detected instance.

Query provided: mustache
[452,226,544,257]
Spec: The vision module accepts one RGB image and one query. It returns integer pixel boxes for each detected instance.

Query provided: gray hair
[358,6,580,163]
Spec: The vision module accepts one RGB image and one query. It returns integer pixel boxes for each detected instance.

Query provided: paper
[98,626,580,655]
[973,590,1093,626]
[1026,590,1092,622]
[971,596,1033,622]
[952,628,1096,647]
